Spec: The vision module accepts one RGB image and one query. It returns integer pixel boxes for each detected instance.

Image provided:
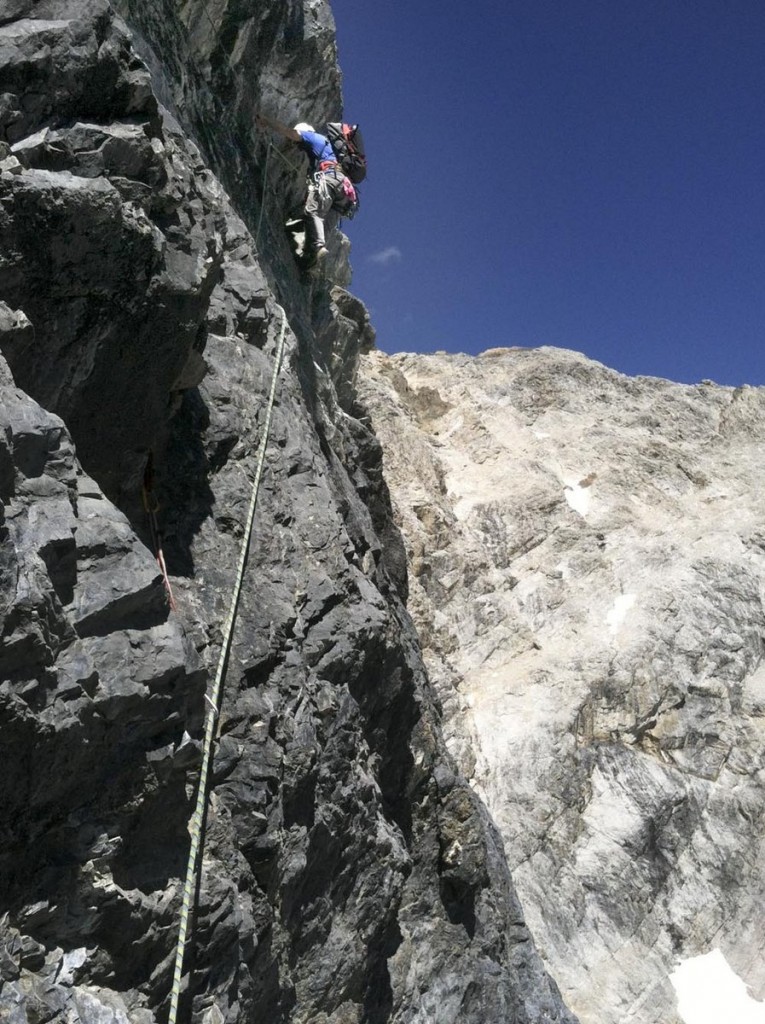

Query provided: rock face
[0,3,576,1023]
[358,346,765,1024]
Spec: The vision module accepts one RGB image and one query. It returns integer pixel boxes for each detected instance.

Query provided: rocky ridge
[0,2,576,1022]
[358,346,765,1024]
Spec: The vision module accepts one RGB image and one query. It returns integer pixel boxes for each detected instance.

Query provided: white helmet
[294,122,315,134]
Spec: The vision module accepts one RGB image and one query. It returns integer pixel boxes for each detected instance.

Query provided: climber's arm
[256,114,300,142]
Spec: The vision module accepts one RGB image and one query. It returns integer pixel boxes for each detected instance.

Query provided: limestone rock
[359,345,765,1024]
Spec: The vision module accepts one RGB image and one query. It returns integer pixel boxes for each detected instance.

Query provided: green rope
[167,307,289,1024]
[255,141,271,248]
[267,140,302,176]
[194,0,219,37]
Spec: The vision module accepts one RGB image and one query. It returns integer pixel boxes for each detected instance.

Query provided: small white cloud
[368,246,402,266]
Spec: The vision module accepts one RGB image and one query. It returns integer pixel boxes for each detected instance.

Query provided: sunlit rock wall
[359,345,765,1024]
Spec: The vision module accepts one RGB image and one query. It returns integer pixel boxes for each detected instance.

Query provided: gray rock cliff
[358,346,765,1024]
[0,3,575,1022]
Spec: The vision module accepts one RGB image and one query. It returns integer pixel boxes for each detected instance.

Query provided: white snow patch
[606,593,636,634]
[564,482,591,517]
[439,413,464,443]
[671,949,765,1024]
[452,496,476,521]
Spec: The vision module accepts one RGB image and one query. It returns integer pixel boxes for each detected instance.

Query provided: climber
[255,113,358,266]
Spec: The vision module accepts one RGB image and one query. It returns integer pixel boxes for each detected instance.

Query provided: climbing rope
[175,0,302,177]
[254,139,306,255]
[193,0,220,39]
[254,140,271,248]
[167,307,289,1024]
[266,140,302,176]
[142,452,177,612]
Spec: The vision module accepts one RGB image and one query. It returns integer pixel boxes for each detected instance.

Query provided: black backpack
[325,123,367,183]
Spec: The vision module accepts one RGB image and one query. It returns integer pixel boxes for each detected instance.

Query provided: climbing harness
[313,169,332,205]
[142,453,177,612]
[167,307,289,1024]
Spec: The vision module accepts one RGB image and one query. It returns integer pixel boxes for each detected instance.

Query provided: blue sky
[330,0,765,386]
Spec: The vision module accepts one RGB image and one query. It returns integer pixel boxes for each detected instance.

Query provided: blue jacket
[297,129,337,171]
